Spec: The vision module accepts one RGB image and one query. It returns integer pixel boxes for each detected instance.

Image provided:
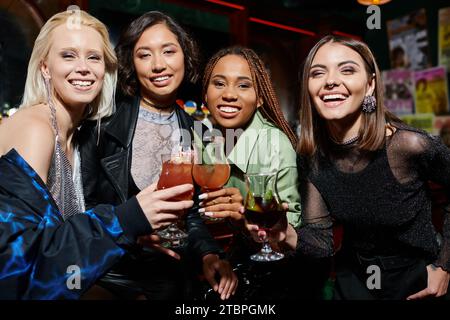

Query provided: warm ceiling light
[357,0,392,5]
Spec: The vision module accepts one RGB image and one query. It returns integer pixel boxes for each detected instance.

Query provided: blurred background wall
[1,0,449,132]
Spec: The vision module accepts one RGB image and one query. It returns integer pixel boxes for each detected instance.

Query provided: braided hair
[202,46,298,148]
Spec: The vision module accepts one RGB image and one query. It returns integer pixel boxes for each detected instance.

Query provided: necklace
[331,135,360,146]
[141,97,174,114]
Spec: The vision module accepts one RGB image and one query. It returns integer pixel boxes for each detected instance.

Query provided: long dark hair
[115,11,199,97]
[202,46,298,148]
[298,35,401,157]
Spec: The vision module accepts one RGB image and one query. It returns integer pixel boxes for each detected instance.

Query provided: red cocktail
[193,138,230,221]
[192,164,230,192]
[158,161,194,202]
[156,151,193,247]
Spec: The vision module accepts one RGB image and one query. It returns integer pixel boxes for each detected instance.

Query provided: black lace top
[296,124,450,272]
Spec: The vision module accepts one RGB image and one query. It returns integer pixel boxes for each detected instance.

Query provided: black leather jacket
[79,96,223,258]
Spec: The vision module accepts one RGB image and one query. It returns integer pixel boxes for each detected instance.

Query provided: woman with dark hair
[198,47,312,300]
[116,11,199,99]
[79,11,237,300]
[255,35,450,300]
[200,47,300,223]
[0,10,194,300]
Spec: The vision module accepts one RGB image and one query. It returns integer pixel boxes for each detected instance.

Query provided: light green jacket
[225,110,301,228]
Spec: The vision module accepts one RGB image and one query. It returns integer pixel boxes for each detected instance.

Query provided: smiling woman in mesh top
[251,35,450,300]
[79,11,237,300]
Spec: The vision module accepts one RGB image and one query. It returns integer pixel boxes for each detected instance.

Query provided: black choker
[331,135,359,145]
[141,97,172,110]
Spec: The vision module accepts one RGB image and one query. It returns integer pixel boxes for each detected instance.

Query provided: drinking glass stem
[260,235,273,254]
[261,239,272,254]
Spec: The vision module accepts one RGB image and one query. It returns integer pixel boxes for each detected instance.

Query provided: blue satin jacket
[0,149,146,299]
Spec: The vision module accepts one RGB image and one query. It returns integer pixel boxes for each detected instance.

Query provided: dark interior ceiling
[156,0,367,36]
[252,0,359,11]
[224,0,363,16]
[216,0,368,36]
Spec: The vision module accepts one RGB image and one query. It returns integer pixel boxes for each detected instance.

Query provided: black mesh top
[296,124,450,272]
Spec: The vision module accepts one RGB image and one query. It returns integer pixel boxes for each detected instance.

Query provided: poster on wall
[382,69,415,115]
[438,7,450,71]
[414,66,449,115]
[387,9,430,70]
[400,113,435,133]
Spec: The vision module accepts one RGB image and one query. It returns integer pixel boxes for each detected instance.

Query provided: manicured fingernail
[198,208,205,213]
[239,206,245,214]
[218,287,223,294]
[204,212,214,217]
[226,294,230,299]
[199,193,208,200]
[199,201,204,207]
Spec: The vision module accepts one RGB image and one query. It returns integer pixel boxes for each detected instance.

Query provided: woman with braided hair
[198,47,320,300]
[200,47,299,224]
[78,11,238,300]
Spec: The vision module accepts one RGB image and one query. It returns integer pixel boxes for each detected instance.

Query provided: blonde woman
[0,10,193,299]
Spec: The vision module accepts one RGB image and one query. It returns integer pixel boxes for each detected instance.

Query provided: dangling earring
[44,77,51,104]
[362,95,376,113]
[44,76,57,124]
[44,77,55,108]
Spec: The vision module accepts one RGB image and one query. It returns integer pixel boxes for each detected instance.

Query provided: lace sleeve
[435,204,450,272]
[418,134,450,271]
[296,158,334,258]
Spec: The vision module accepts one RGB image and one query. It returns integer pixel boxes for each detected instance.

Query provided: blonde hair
[21,10,117,120]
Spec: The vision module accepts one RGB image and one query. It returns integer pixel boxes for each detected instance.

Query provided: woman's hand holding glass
[245,202,298,252]
[135,182,194,254]
[156,149,194,247]
[136,182,194,230]
[243,172,288,262]
[193,137,238,221]
[246,202,287,242]
[198,187,245,220]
